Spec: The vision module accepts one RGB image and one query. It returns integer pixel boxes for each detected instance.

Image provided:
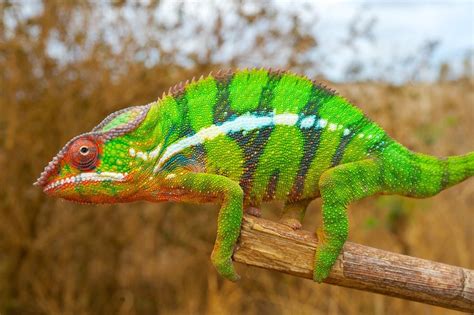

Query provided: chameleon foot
[313,228,335,283]
[211,249,240,282]
[279,200,309,230]
[244,206,261,217]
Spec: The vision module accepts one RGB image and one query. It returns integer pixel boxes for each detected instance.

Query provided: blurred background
[1,1,473,314]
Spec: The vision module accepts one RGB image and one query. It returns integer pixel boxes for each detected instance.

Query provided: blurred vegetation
[0,1,473,314]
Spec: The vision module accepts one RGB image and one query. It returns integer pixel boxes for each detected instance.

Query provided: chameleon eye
[69,138,99,171]
[79,146,89,155]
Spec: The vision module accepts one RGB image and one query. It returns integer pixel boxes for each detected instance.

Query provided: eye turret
[69,138,99,171]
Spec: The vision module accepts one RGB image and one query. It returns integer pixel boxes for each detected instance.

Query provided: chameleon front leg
[163,172,243,281]
[314,159,384,282]
[279,199,310,230]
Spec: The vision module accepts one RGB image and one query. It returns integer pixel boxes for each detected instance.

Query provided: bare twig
[233,215,474,312]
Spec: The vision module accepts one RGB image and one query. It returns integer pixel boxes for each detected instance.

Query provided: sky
[311,1,474,81]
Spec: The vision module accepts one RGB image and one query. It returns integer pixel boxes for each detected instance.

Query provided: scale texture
[35,68,474,282]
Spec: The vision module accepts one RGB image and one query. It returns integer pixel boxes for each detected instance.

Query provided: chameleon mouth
[43,172,128,192]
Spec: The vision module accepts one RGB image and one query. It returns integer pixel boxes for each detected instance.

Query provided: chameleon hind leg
[279,199,310,230]
[163,172,243,281]
[314,159,384,282]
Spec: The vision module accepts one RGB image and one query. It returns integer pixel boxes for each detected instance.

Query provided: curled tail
[380,143,473,198]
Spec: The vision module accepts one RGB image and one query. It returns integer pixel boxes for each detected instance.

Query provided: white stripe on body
[300,116,315,128]
[152,112,356,173]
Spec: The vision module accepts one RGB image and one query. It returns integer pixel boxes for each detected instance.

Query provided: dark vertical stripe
[256,71,283,114]
[331,133,355,167]
[331,116,370,167]
[213,72,236,124]
[265,171,280,200]
[229,71,283,197]
[305,83,337,115]
[289,85,326,200]
[290,127,323,200]
[231,126,274,196]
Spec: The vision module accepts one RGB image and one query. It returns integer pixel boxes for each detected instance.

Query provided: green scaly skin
[35,68,474,283]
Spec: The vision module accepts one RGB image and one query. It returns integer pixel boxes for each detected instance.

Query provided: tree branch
[233,215,474,312]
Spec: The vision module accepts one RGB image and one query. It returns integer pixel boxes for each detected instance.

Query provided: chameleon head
[34,104,152,203]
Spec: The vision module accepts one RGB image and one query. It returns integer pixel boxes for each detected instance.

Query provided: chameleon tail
[442,152,474,190]
[381,143,473,198]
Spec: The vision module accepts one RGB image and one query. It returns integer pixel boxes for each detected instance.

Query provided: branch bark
[233,215,474,312]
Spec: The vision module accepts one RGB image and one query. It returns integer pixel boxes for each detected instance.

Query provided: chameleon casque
[35,68,474,283]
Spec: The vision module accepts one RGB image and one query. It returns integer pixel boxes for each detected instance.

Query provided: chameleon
[34,68,474,283]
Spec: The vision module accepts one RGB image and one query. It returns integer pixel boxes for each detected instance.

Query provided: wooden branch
[233,215,474,312]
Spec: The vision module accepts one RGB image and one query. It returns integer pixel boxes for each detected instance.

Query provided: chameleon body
[35,68,474,282]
